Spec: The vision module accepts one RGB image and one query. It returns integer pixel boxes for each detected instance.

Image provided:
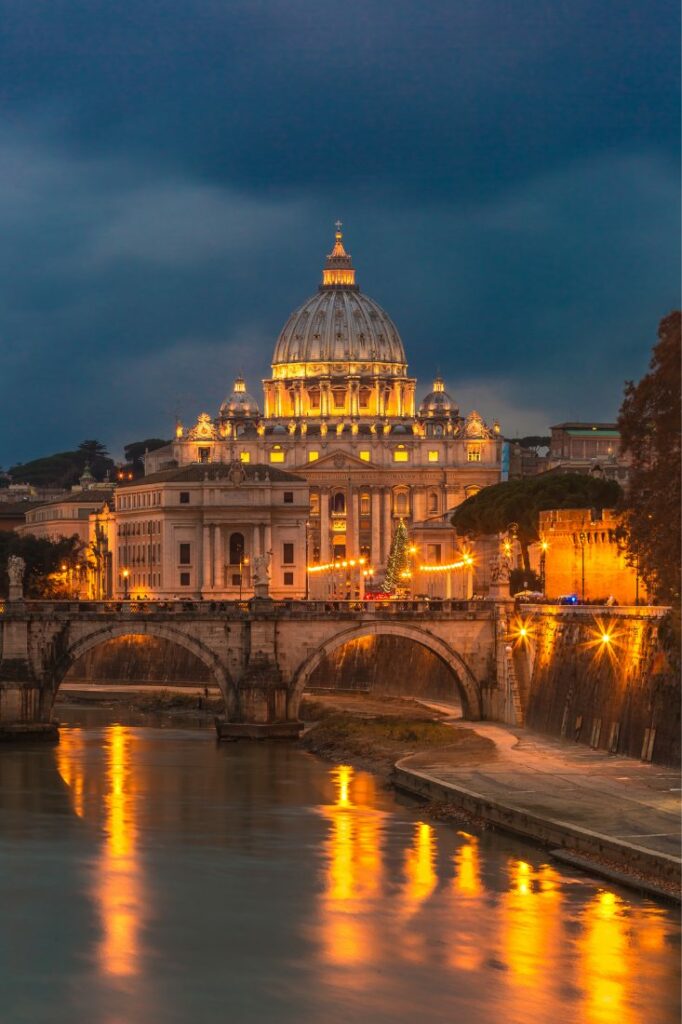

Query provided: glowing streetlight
[122,568,130,600]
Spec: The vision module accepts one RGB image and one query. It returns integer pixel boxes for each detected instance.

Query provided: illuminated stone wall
[307,634,463,704]
[64,635,212,686]
[522,611,679,766]
[538,509,644,604]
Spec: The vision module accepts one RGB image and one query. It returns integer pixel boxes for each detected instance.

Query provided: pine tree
[383,518,410,593]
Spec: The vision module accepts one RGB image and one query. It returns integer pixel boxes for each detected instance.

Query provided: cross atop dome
[323,220,356,288]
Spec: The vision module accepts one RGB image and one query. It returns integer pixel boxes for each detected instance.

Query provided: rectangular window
[359,450,370,462]
[179,491,190,504]
[179,572,190,586]
[426,544,442,564]
[270,450,285,463]
[282,542,295,565]
[393,449,409,462]
[308,450,319,462]
[231,573,241,586]
[283,571,294,586]
[283,491,294,504]
[310,493,320,516]
[428,450,439,462]
[198,447,211,463]
[239,451,250,463]
[467,446,481,462]
[360,493,370,515]
[179,543,191,565]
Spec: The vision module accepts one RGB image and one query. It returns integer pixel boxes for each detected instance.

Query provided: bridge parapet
[7,598,666,744]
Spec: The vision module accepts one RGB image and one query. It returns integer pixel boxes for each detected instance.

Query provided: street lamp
[239,554,249,602]
[578,531,587,602]
[539,539,549,594]
[122,568,130,600]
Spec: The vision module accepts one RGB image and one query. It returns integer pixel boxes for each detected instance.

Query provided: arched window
[332,491,346,514]
[428,491,439,514]
[394,491,409,515]
[229,532,245,565]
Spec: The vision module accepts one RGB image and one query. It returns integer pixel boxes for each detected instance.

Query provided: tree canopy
[452,472,622,570]
[123,438,171,471]
[618,311,681,606]
[9,442,115,488]
[0,533,84,598]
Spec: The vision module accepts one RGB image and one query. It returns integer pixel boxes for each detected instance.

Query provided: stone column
[202,524,212,590]
[320,490,331,562]
[371,488,381,567]
[382,488,392,562]
[348,488,360,558]
[349,379,359,418]
[320,379,330,418]
[252,524,261,558]
[213,525,224,590]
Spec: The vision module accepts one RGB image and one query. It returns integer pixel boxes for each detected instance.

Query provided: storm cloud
[0,0,678,463]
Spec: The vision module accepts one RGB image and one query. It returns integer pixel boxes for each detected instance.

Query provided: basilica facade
[140,225,503,594]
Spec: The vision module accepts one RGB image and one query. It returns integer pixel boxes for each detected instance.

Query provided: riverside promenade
[396,719,681,896]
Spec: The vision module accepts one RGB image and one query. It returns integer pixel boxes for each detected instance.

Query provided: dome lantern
[321,221,357,289]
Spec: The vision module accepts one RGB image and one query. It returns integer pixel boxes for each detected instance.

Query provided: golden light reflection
[448,831,484,972]
[578,890,636,1024]
[453,831,482,898]
[98,725,142,978]
[318,765,385,972]
[401,821,438,915]
[500,860,562,990]
[397,822,439,964]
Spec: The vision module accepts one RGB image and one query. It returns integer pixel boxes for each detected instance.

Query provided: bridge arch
[49,622,236,717]
[288,621,482,720]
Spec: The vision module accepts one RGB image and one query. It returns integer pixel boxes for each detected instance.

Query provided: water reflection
[99,725,142,978]
[56,725,145,981]
[40,724,680,1024]
[319,765,385,972]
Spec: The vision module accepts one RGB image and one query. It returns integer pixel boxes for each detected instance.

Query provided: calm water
[0,707,679,1024]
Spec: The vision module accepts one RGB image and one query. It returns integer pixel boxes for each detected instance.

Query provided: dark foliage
[123,438,171,471]
[452,473,622,570]
[9,443,115,488]
[0,533,84,598]
[617,311,681,606]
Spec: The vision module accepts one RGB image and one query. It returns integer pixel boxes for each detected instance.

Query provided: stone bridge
[0,597,517,739]
[0,597,667,741]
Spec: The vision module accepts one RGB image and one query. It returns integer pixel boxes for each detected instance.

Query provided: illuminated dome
[271,225,407,376]
[419,377,458,418]
[219,377,260,419]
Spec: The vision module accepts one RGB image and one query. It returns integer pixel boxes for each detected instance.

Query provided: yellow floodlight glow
[601,632,611,644]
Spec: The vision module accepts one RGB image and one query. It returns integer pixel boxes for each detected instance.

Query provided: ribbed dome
[271,226,406,374]
[219,377,260,418]
[419,377,458,418]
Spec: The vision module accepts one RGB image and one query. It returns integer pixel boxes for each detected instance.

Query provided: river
[0,707,679,1024]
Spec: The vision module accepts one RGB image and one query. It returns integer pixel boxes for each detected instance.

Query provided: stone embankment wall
[64,635,211,686]
[307,634,462,704]
[522,612,680,766]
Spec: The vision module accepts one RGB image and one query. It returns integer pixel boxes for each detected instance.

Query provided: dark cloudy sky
[1,0,679,465]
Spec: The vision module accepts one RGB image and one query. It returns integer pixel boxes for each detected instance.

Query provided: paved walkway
[400,719,681,862]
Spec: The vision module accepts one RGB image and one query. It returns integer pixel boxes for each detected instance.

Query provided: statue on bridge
[7,555,26,601]
[252,551,272,599]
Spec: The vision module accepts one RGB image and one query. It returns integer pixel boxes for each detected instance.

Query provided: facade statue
[7,555,26,600]
[252,552,272,585]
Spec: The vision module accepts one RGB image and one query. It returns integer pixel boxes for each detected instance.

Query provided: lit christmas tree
[383,518,410,594]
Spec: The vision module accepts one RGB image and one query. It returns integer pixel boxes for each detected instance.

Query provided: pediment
[310,449,375,470]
